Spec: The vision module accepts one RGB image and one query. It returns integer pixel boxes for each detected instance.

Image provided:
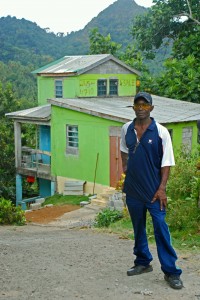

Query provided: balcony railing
[18,147,51,179]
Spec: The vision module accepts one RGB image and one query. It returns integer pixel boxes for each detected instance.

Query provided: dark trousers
[126,195,182,275]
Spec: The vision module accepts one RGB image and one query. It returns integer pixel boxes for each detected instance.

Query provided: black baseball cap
[134,92,153,105]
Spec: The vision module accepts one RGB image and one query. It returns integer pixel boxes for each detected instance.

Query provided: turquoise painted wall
[51,106,122,186]
[37,73,137,106]
[39,125,51,164]
[51,106,198,186]
[39,178,51,197]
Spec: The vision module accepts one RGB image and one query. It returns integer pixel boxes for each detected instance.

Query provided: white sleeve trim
[120,121,132,153]
[156,122,175,167]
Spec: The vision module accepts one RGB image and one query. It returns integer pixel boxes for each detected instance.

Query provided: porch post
[51,181,55,196]
[16,174,22,206]
[14,121,22,168]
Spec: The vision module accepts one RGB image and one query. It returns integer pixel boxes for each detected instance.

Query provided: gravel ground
[0,224,200,300]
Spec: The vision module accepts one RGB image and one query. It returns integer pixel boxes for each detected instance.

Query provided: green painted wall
[38,77,55,106]
[51,106,198,186]
[51,106,122,186]
[165,121,198,153]
[38,76,78,106]
[37,73,137,106]
[78,74,137,97]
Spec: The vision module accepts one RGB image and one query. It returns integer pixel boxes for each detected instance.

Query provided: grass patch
[43,194,200,251]
[94,207,200,251]
[169,230,200,250]
[42,194,90,206]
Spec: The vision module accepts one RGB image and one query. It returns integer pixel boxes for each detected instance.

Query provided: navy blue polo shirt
[120,118,175,202]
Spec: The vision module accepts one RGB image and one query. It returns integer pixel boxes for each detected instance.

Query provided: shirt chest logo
[148,139,153,144]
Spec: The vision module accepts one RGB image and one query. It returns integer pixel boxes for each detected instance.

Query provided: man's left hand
[151,188,167,211]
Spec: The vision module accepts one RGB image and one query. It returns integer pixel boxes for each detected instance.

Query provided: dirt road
[0,224,200,300]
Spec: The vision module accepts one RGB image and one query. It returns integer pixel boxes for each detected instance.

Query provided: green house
[6,54,200,207]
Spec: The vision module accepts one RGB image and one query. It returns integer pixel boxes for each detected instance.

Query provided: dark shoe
[164,274,183,289]
[127,264,153,276]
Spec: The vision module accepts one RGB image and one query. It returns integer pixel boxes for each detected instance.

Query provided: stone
[80,201,90,207]
[30,203,41,210]
[35,198,45,204]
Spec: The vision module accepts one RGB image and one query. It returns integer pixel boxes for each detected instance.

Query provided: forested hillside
[0,0,147,104]
[0,0,146,64]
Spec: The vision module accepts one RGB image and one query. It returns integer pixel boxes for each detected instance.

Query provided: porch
[18,146,51,180]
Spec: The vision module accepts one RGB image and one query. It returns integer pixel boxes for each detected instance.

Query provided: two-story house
[6,54,200,208]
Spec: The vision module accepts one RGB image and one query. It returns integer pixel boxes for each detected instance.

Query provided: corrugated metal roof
[48,96,200,124]
[5,105,51,123]
[32,54,140,76]
[6,96,200,125]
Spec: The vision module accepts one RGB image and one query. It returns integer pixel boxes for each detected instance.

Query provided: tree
[119,45,149,72]
[131,0,200,59]
[0,83,19,200]
[89,28,122,55]
[130,0,200,102]
[144,55,200,102]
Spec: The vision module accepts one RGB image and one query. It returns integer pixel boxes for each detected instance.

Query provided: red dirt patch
[25,204,80,224]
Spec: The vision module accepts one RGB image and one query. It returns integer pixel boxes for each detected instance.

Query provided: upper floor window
[66,125,79,155]
[97,79,107,96]
[55,80,63,98]
[109,79,118,96]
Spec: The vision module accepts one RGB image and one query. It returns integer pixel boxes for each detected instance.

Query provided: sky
[1,0,153,34]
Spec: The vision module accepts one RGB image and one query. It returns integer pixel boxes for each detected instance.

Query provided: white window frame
[109,79,118,96]
[55,79,63,98]
[66,125,79,155]
[97,79,107,96]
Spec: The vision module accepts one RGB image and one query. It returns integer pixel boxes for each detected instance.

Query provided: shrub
[167,146,199,200]
[166,197,200,232]
[0,198,26,225]
[94,208,123,228]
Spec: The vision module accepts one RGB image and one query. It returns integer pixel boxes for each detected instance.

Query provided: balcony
[17,147,51,180]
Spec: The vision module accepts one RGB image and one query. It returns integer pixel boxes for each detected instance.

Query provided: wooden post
[14,121,22,168]
[93,153,99,195]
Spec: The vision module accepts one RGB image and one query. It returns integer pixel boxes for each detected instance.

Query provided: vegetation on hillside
[0,197,26,225]
[131,0,200,102]
[0,83,36,201]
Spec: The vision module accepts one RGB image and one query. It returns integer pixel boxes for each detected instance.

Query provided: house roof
[6,95,200,125]
[32,54,141,76]
[5,105,51,124]
[48,96,200,125]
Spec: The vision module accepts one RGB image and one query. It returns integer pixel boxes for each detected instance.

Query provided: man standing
[120,92,183,289]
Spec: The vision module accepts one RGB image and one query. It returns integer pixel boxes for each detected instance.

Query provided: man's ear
[150,105,154,112]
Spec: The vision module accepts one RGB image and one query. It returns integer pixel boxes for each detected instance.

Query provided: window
[182,126,193,151]
[55,80,63,98]
[97,79,107,96]
[66,125,79,155]
[109,79,118,96]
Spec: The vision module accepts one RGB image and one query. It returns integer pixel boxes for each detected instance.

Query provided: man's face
[133,99,154,120]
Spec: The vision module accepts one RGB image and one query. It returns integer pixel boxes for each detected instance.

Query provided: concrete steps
[90,188,125,210]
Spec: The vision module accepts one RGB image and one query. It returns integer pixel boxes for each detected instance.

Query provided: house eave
[48,96,200,125]
[5,104,51,125]
[48,98,129,123]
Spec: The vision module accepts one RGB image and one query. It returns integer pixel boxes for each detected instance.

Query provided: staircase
[91,188,125,211]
